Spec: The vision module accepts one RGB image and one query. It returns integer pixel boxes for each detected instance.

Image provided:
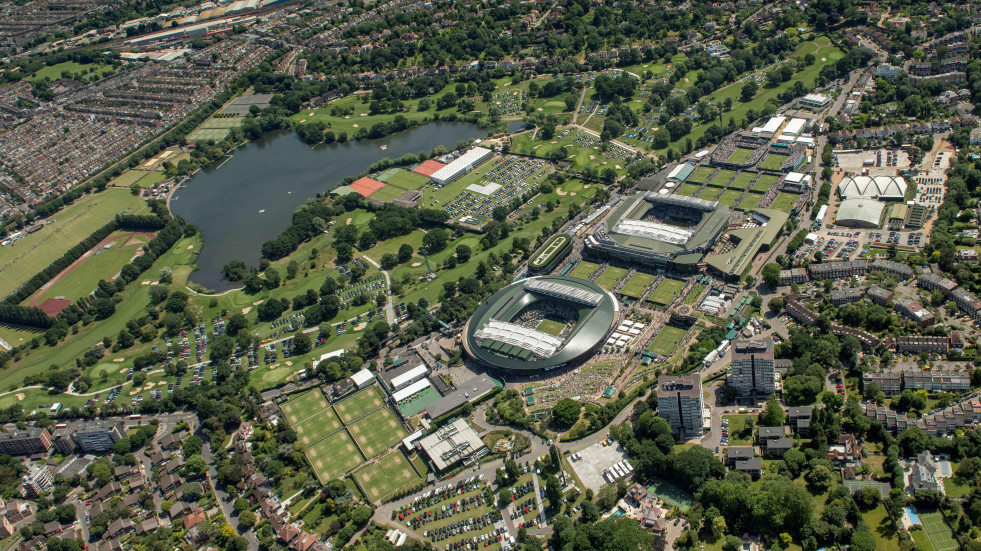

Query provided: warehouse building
[430,147,493,186]
[835,198,885,228]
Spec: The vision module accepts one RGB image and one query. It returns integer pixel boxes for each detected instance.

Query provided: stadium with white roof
[585,191,729,272]
[463,276,619,372]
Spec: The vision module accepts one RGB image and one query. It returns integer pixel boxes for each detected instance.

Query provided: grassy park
[0,189,147,298]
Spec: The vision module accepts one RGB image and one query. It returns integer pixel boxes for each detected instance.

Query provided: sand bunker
[346,218,353,225]
[556,189,568,196]
[411,262,422,267]
[352,124,359,128]
[285,361,293,366]
[253,300,263,306]
[241,307,252,315]
[15,394,24,401]
[354,322,368,331]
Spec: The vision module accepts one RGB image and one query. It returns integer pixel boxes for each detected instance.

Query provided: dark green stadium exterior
[462,276,619,373]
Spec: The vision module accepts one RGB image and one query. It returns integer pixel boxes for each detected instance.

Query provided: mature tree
[422,228,448,252]
[760,398,786,426]
[455,244,472,263]
[551,398,581,427]
[398,243,414,263]
[761,263,781,287]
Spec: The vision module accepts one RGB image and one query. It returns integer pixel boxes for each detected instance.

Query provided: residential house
[827,434,861,465]
[909,451,943,493]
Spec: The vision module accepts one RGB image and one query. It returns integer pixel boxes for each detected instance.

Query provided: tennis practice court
[350,177,386,197]
[412,159,446,176]
[920,511,958,551]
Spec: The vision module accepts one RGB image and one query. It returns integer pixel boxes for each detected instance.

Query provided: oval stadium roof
[837,175,907,200]
[462,276,618,372]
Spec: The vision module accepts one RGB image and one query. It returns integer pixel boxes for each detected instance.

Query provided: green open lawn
[307,429,364,483]
[761,153,789,171]
[943,477,972,498]
[0,189,148,298]
[595,266,627,291]
[569,261,600,280]
[30,61,113,83]
[29,231,153,306]
[509,129,633,177]
[108,170,153,188]
[348,406,407,458]
[770,193,799,213]
[647,325,687,356]
[355,451,425,502]
[620,272,656,299]
[722,414,754,445]
[729,171,757,191]
[862,505,901,551]
[689,166,715,184]
[649,278,685,306]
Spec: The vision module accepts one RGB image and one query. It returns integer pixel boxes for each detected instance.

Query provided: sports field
[569,261,600,280]
[370,169,429,202]
[697,187,720,201]
[718,189,743,207]
[333,385,385,423]
[753,174,781,192]
[108,170,154,188]
[355,451,424,501]
[27,231,154,312]
[707,169,736,188]
[688,166,715,184]
[676,183,700,197]
[187,117,242,142]
[649,278,685,306]
[770,193,799,213]
[281,389,330,426]
[725,148,755,165]
[620,272,656,298]
[0,189,147,298]
[294,408,344,447]
[736,193,763,211]
[348,407,408,458]
[728,172,756,190]
[760,153,788,171]
[307,430,365,483]
[537,319,566,336]
[135,173,166,188]
[595,266,627,291]
[919,511,957,551]
[647,326,688,356]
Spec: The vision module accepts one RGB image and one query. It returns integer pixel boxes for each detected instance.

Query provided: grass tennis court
[736,192,763,211]
[649,278,685,306]
[348,407,407,458]
[920,511,957,551]
[647,325,688,356]
[333,385,385,423]
[728,171,756,190]
[718,189,743,207]
[725,147,755,165]
[688,166,715,184]
[307,430,365,483]
[381,169,428,190]
[108,170,153,188]
[595,266,627,291]
[770,193,799,213]
[355,451,424,501]
[569,261,600,280]
[761,153,788,171]
[281,389,330,426]
[536,319,567,336]
[294,408,343,447]
[707,169,736,187]
[752,174,781,191]
[697,187,720,200]
[676,183,701,197]
[620,272,656,298]
[366,184,406,203]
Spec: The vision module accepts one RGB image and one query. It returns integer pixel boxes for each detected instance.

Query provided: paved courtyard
[569,441,630,492]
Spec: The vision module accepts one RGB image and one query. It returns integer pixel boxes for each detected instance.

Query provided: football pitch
[349,407,408,458]
[355,451,424,501]
[333,385,386,423]
[649,278,686,306]
[620,272,656,298]
[920,511,957,551]
[307,430,365,483]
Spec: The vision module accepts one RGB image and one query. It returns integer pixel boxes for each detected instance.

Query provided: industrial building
[729,339,776,395]
[656,375,704,435]
[430,147,493,186]
[416,418,487,471]
[835,198,886,228]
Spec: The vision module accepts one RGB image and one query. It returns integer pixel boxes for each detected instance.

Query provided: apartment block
[917,273,958,296]
[656,375,704,435]
[779,268,808,286]
[729,339,775,395]
[0,428,51,457]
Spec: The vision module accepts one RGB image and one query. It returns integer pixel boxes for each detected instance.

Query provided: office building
[74,420,125,454]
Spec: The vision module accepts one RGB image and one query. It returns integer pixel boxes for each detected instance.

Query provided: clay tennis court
[349,177,386,198]
[412,159,446,177]
[307,429,365,483]
[355,451,424,500]
[349,407,407,458]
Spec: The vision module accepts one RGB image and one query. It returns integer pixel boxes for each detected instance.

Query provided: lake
[170,122,486,290]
